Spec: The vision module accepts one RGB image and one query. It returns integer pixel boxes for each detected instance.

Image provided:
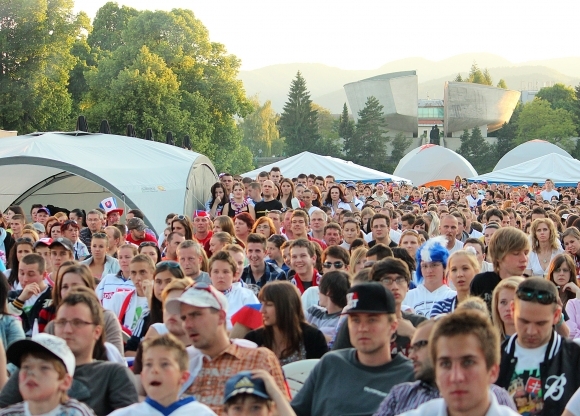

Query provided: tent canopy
[0,132,217,234]
[393,144,477,187]
[469,153,580,186]
[493,139,572,171]
[242,152,410,183]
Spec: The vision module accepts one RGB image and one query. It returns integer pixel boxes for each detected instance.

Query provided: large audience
[0,170,579,415]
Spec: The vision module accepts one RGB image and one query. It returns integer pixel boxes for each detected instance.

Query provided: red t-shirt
[126,232,158,246]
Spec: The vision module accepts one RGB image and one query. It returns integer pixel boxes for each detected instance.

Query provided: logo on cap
[105,201,112,208]
[347,292,359,308]
[234,377,255,389]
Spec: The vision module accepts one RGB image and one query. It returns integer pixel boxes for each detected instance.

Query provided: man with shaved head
[254,180,283,219]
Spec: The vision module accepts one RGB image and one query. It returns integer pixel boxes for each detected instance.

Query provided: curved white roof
[0,132,217,233]
[394,144,477,185]
[493,140,572,171]
[471,153,580,187]
[242,151,411,183]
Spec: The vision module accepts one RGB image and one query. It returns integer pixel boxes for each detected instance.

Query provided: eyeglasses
[322,261,345,269]
[516,287,557,305]
[380,276,408,286]
[157,260,181,269]
[409,340,429,354]
[139,241,157,247]
[92,232,107,239]
[54,319,95,329]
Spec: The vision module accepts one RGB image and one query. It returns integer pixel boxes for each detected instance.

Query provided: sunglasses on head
[322,261,345,269]
[516,287,557,305]
[174,215,187,221]
[157,260,181,269]
[184,281,223,309]
[139,241,157,248]
[92,232,107,239]
[16,237,33,244]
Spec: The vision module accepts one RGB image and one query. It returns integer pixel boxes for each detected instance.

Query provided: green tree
[516,99,576,152]
[388,132,411,172]
[454,73,463,82]
[338,103,354,141]
[239,97,280,157]
[453,62,493,86]
[0,0,82,133]
[345,96,390,171]
[279,71,321,155]
[536,83,577,129]
[497,79,508,89]
[312,103,342,157]
[87,2,140,53]
[457,127,493,173]
[83,8,250,172]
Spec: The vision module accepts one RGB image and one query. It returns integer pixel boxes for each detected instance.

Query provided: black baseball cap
[345,282,396,314]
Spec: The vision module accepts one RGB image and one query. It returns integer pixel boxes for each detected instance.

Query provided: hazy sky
[75,0,579,70]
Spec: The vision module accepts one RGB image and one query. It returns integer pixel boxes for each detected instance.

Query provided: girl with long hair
[491,276,524,340]
[527,218,563,276]
[323,185,351,216]
[171,215,193,240]
[206,182,226,219]
[562,227,580,274]
[82,232,120,280]
[222,182,256,219]
[547,253,580,310]
[6,237,34,290]
[245,281,327,364]
[0,272,24,348]
[279,178,300,209]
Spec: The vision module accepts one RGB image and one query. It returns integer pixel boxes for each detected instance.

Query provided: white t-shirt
[109,397,216,416]
[403,284,457,318]
[110,291,148,333]
[527,249,563,276]
[447,239,464,255]
[540,189,559,201]
[96,273,135,311]
[509,341,548,414]
[224,285,259,329]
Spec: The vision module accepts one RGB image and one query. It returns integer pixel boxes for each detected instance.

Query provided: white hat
[165,283,228,315]
[7,333,76,376]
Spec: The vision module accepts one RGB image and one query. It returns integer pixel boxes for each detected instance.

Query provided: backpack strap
[118,290,135,335]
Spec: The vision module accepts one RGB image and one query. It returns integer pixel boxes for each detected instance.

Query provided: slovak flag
[99,197,123,215]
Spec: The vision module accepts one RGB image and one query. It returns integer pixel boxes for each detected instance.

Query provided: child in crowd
[223,370,295,416]
[109,334,216,416]
[0,333,95,416]
[110,254,154,335]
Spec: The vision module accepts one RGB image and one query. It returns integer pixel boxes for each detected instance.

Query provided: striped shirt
[373,381,516,416]
[430,296,458,317]
[0,399,96,416]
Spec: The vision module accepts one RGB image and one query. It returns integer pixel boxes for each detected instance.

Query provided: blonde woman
[527,218,563,276]
[349,247,368,275]
[491,276,524,340]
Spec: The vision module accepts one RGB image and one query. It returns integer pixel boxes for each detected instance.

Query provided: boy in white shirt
[209,251,258,330]
[110,254,154,335]
[110,334,216,416]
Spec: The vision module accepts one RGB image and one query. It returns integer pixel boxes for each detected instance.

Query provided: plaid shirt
[184,343,289,415]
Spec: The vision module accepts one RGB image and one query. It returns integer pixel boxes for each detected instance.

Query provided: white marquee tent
[0,132,217,234]
[470,153,580,187]
[242,152,411,183]
[493,139,572,171]
[393,144,477,186]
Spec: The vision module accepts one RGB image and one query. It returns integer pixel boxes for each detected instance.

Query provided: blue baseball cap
[223,371,270,403]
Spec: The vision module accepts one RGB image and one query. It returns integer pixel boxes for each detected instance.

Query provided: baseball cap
[522,185,529,189]
[193,210,210,218]
[346,181,356,189]
[36,207,50,216]
[49,237,74,252]
[32,222,45,233]
[165,282,228,315]
[127,217,147,231]
[223,371,270,403]
[344,282,396,314]
[7,333,75,377]
[33,238,53,249]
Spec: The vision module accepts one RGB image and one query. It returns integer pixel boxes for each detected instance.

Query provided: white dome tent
[393,144,477,187]
[493,139,572,171]
[242,151,411,184]
[0,132,217,234]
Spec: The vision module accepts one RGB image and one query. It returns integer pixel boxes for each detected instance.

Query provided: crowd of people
[0,169,579,415]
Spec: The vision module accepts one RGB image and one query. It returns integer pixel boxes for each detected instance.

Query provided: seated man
[398,310,519,415]
[292,282,413,416]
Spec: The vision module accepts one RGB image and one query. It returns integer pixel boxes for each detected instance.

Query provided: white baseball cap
[165,282,228,315]
[7,333,76,376]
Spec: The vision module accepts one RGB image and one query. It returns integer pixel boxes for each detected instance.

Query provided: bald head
[262,180,275,198]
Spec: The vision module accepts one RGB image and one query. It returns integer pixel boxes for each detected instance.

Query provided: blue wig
[415,236,450,283]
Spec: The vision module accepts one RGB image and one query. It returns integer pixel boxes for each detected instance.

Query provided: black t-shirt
[254,199,283,219]
[470,271,501,311]
[368,239,398,249]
